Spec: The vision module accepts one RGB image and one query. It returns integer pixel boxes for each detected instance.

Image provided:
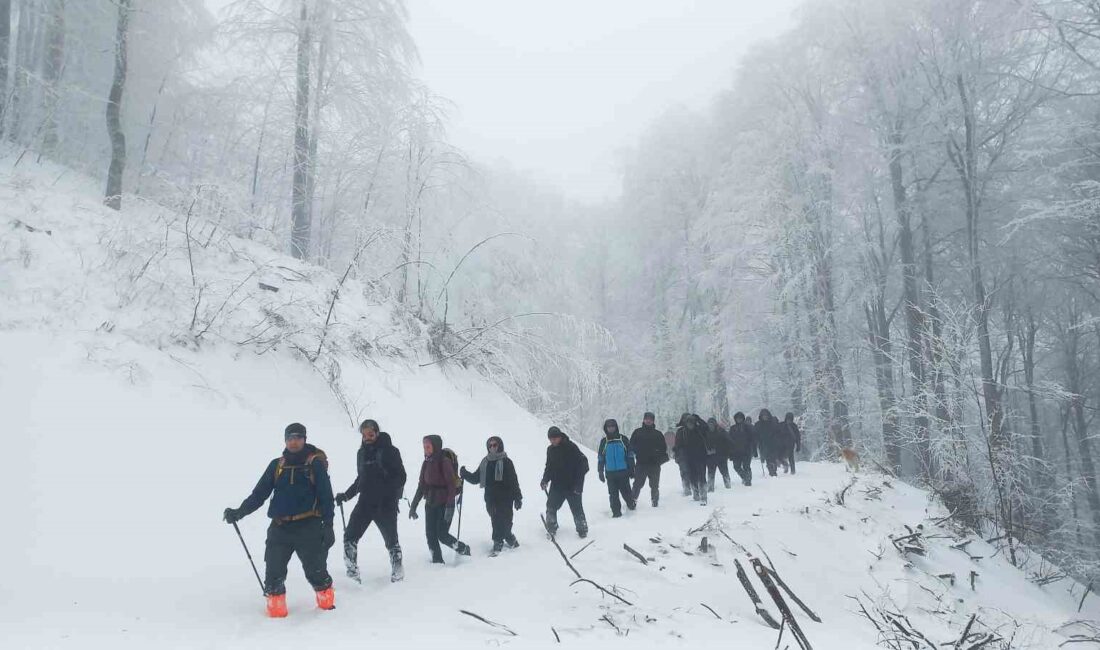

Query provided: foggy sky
[409,0,803,203]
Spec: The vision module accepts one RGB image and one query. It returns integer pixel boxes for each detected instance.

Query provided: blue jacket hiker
[223,422,336,617]
[597,418,636,517]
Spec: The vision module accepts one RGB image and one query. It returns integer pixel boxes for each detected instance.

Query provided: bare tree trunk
[290,0,312,260]
[103,0,130,211]
[304,0,328,252]
[8,0,39,143]
[1017,312,1046,488]
[38,0,61,155]
[1063,310,1100,548]
[865,301,900,472]
[889,134,931,479]
[0,0,11,137]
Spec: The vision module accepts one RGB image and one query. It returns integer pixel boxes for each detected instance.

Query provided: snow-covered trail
[4,329,1096,649]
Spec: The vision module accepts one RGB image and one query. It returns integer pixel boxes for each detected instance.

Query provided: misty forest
[8,0,1100,647]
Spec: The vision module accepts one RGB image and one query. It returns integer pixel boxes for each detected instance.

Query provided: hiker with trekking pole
[409,435,471,564]
[223,423,336,617]
[334,419,407,583]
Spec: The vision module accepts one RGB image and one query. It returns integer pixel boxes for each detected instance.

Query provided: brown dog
[840,447,860,473]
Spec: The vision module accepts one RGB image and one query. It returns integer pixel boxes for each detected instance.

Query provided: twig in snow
[551,627,561,643]
[570,539,596,559]
[757,546,822,623]
[623,544,649,565]
[1079,582,1093,613]
[569,579,634,606]
[459,609,517,637]
[700,602,722,620]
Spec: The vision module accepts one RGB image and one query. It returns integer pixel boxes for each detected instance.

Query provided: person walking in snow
[630,412,669,507]
[334,419,406,583]
[460,436,523,556]
[669,424,691,496]
[780,412,802,474]
[223,422,336,617]
[728,411,757,486]
[597,418,636,517]
[541,426,589,538]
[675,413,710,504]
[409,435,471,563]
[705,416,734,491]
[756,409,785,477]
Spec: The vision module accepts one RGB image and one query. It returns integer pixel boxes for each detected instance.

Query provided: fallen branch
[700,602,722,620]
[758,547,822,623]
[570,579,634,606]
[1079,582,1093,613]
[734,559,782,630]
[459,609,517,637]
[623,543,649,565]
[752,557,812,649]
[570,539,596,560]
[551,627,561,643]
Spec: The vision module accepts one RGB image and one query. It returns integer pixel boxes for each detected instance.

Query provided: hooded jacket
[705,417,733,460]
[781,413,802,453]
[237,443,335,523]
[728,412,757,459]
[460,436,523,506]
[755,409,786,460]
[412,435,458,508]
[542,430,589,492]
[674,414,710,465]
[630,422,669,465]
[342,431,406,509]
[597,419,635,475]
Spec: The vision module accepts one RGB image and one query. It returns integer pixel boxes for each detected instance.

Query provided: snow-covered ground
[3,162,1098,649]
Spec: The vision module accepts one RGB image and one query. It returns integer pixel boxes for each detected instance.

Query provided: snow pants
[605,470,634,516]
[707,456,732,490]
[264,517,332,596]
[631,463,662,503]
[487,499,515,543]
[731,456,753,485]
[343,502,400,570]
[686,459,708,499]
[545,487,588,536]
[424,503,460,562]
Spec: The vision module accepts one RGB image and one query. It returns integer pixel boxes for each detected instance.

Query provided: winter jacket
[781,417,802,454]
[411,435,458,508]
[237,443,335,523]
[542,431,589,492]
[728,413,757,460]
[674,416,709,465]
[705,419,733,460]
[597,420,635,475]
[342,432,407,510]
[630,424,669,466]
[755,410,785,460]
[461,437,523,507]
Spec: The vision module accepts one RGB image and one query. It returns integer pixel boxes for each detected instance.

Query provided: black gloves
[223,507,241,524]
[598,471,605,483]
[515,499,523,511]
[335,492,348,505]
[322,520,335,549]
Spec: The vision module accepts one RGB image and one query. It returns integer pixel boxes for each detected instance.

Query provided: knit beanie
[284,422,307,441]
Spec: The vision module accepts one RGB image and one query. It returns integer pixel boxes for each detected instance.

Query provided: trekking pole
[456,493,464,541]
[338,501,347,534]
[231,521,265,595]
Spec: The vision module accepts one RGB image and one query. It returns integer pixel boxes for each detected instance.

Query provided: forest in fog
[4,0,1100,581]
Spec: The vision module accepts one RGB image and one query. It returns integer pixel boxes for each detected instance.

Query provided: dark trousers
[487,500,515,543]
[546,487,588,534]
[785,450,797,474]
[605,470,633,515]
[732,456,753,485]
[707,456,732,490]
[343,502,400,568]
[424,503,459,561]
[632,463,661,502]
[766,456,779,477]
[677,460,691,494]
[687,459,708,497]
[264,517,332,595]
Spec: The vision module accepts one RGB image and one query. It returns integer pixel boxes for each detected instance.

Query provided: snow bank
[2,161,1096,649]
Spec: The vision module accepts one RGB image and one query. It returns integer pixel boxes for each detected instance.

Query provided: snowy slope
[2,162,1098,649]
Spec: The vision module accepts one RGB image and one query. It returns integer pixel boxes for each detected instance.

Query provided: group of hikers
[221,409,801,617]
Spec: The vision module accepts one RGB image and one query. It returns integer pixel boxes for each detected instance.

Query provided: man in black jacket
[335,419,407,583]
[674,413,710,505]
[781,412,802,474]
[729,411,756,486]
[630,412,669,507]
[541,426,589,538]
[705,417,733,491]
[223,422,335,617]
[757,409,784,477]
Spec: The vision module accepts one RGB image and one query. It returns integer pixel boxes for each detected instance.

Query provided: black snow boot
[506,535,519,548]
[490,541,504,557]
[651,495,659,507]
[389,547,404,582]
[455,541,472,556]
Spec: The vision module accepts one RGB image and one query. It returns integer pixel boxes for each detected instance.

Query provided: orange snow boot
[315,586,335,611]
[265,593,288,618]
